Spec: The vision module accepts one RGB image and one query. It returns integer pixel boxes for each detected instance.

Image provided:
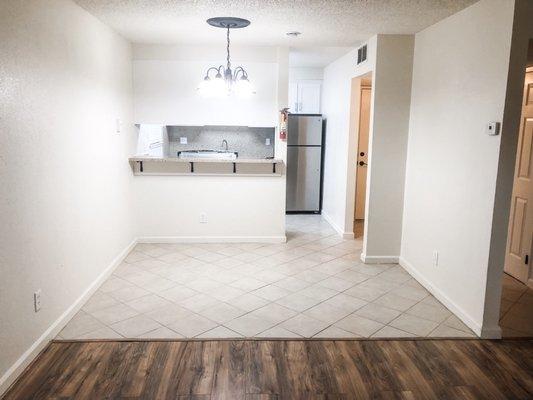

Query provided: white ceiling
[75,0,476,47]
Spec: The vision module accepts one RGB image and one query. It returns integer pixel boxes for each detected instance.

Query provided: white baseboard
[322,212,354,239]
[138,235,287,244]
[361,254,399,264]
[399,256,490,338]
[0,238,137,397]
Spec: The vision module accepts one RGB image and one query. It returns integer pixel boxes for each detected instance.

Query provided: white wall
[135,176,286,241]
[400,0,516,336]
[363,35,414,262]
[321,35,414,263]
[289,67,324,81]
[134,61,278,126]
[321,39,374,236]
[0,0,136,393]
[133,45,279,127]
[132,44,287,241]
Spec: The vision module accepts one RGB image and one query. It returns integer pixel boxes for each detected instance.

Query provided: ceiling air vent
[357,44,367,65]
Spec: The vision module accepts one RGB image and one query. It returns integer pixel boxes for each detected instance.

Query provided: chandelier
[198,17,255,97]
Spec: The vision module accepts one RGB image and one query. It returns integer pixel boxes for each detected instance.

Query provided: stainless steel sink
[178,150,238,160]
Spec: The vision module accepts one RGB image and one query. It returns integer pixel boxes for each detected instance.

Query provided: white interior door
[297,81,321,114]
[504,69,533,283]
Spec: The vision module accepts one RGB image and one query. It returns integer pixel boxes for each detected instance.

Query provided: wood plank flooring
[3,339,533,399]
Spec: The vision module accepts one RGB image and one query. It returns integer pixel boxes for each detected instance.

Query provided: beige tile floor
[57,215,475,340]
[500,273,533,337]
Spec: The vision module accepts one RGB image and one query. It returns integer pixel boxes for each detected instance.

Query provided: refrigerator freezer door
[287,115,323,146]
[286,146,322,212]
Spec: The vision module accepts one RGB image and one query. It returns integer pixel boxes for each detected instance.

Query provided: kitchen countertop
[129,156,283,164]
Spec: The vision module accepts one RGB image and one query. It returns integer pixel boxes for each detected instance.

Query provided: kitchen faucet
[221,139,228,151]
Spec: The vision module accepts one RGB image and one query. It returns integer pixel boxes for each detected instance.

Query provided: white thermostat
[486,122,500,136]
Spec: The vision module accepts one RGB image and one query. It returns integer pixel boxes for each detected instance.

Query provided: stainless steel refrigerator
[286,114,324,213]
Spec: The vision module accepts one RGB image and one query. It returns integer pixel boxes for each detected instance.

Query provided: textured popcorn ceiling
[74,0,476,46]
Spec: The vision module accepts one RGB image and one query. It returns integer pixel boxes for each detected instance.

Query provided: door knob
[359,161,367,166]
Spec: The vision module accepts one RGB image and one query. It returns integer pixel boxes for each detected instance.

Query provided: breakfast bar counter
[129,156,284,176]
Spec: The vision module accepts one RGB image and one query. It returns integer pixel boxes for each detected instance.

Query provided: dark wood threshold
[3,339,532,399]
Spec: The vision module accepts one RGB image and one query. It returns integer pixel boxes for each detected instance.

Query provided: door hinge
[526,254,529,265]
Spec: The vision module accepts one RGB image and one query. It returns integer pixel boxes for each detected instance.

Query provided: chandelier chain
[226,27,231,70]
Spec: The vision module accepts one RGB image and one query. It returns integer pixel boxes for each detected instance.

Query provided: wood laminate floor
[3,339,532,399]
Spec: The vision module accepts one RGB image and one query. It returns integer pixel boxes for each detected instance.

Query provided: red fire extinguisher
[279,107,289,141]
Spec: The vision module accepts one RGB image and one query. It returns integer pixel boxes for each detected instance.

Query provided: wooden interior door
[505,69,533,283]
[355,86,371,220]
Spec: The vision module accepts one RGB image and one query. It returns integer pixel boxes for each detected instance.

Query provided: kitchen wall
[289,67,324,81]
[133,44,279,127]
[400,0,519,337]
[0,0,136,394]
[132,44,288,242]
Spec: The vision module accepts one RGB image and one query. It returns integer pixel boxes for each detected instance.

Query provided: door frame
[483,33,533,338]
[344,72,374,239]
[504,66,533,285]
[354,84,372,223]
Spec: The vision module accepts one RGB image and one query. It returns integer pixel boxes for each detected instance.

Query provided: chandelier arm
[233,66,247,80]
[205,66,222,78]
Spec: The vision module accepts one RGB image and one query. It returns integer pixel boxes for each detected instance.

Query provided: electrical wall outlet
[34,290,42,312]
[265,138,271,146]
[200,212,208,224]
[433,251,439,267]
[180,137,188,144]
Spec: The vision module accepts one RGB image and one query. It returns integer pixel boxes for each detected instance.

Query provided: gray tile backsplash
[168,125,275,159]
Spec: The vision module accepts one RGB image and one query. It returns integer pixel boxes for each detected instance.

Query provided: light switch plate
[486,121,500,136]
[180,137,187,144]
[265,138,271,146]
[34,289,42,312]
[115,118,122,134]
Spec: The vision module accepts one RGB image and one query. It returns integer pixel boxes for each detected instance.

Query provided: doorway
[349,73,372,238]
[500,40,533,337]
[504,66,533,284]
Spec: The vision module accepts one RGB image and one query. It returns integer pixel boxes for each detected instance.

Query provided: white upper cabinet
[289,80,322,114]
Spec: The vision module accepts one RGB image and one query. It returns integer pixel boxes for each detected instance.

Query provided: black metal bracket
[233,162,237,173]
[273,163,276,174]
[190,162,194,173]
[139,161,143,172]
